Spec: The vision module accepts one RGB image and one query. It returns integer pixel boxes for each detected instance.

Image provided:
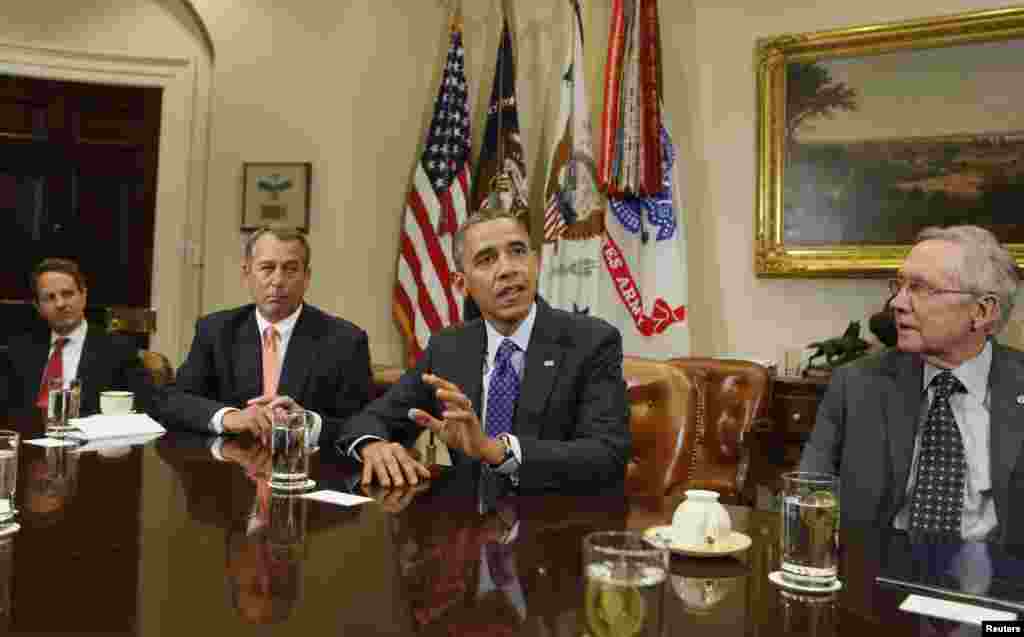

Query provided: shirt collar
[484,302,536,369]
[923,340,992,399]
[52,320,88,347]
[254,303,303,340]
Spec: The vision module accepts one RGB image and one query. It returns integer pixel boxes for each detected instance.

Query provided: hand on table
[222,395,303,446]
[359,441,431,488]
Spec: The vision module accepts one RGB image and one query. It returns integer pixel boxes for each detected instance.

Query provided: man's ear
[452,271,466,295]
[974,294,1000,334]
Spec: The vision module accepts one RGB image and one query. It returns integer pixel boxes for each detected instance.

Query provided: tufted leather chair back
[623,357,697,496]
[667,357,772,500]
[138,350,174,387]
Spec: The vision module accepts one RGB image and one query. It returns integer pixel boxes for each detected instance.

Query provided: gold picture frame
[755,7,1024,277]
[241,162,312,232]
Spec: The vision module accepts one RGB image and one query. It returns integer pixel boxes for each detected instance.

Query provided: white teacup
[100,391,134,415]
[671,490,732,547]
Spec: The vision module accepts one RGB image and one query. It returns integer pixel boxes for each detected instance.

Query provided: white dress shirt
[48,320,89,388]
[209,304,322,447]
[894,341,997,540]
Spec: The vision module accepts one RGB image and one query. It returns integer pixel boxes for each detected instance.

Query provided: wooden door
[0,74,161,345]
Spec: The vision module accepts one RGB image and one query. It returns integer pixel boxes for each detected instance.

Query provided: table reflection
[0,535,13,630]
[155,434,361,626]
[669,555,749,616]
[779,590,838,637]
[226,487,307,624]
[23,446,79,527]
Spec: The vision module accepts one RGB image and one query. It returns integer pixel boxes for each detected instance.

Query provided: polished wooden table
[0,410,994,635]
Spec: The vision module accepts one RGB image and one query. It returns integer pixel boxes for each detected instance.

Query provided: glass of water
[269,409,314,491]
[582,531,668,637]
[46,378,75,437]
[781,472,840,589]
[0,432,18,525]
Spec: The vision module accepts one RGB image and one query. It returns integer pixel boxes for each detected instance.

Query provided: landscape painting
[756,7,1024,276]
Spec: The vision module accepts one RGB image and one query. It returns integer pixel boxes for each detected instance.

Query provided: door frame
[0,38,210,364]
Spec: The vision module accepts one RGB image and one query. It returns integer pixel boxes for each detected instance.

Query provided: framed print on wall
[241,162,312,232]
[755,7,1024,277]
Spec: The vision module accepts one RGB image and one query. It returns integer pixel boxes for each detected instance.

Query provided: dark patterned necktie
[909,371,966,535]
[485,339,520,438]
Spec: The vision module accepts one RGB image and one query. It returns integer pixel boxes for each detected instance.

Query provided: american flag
[393,17,472,363]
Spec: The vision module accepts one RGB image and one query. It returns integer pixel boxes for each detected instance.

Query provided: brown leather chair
[623,357,698,497]
[138,350,174,387]
[667,358,772,501]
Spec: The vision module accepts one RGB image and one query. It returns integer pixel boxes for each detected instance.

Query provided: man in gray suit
[801,225,1023,543]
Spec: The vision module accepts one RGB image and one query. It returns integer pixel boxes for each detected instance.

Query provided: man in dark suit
[158,227,371,448]
[0,258,153,415]
[801,225,1023,544]
[339,208,630,494]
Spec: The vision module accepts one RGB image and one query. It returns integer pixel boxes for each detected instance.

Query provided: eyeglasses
[887,277,979,300]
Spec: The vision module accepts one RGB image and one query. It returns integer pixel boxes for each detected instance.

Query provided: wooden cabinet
[748,374,829,501]
[771,375,828,458]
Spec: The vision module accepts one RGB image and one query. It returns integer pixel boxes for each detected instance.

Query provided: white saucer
[644,525,752,557]
[0,523,21,537]
[768,570,842,593]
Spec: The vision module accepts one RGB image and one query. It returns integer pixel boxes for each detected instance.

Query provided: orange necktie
[262,326,280,397]
[36,337,68,408]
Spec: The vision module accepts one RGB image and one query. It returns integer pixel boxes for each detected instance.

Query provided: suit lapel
[76,325,103,384]
[451,321,486,415]
[884,352,924,499]
[988,344,1024,512]
[277,307,317,399]
[26,334,51,394]
[514,302,564,439]
[233,312,263,399]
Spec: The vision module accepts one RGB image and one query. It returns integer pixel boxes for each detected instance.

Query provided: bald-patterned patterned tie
[909,370,966,535]
[485,339,520,438]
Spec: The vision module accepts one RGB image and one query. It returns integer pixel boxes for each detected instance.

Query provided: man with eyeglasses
[157,227,372,448]
[800,225,1022,543]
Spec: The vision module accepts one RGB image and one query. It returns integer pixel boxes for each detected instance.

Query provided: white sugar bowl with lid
[671,490,732,547]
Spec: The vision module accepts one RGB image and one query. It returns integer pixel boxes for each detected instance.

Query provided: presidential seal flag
[393,11,472,363]
[538,0,605,316]
[595,0,689,358]
[471,14,528,220]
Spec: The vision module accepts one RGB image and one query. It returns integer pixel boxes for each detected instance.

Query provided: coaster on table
[768,570,842,593]
[269,478,316,492]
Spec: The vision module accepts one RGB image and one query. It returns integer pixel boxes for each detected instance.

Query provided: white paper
[300,490,373,507]
[68,414,166,440]
[73,432,164,454]
[899,594,1017,625]
[24,438,79,448]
